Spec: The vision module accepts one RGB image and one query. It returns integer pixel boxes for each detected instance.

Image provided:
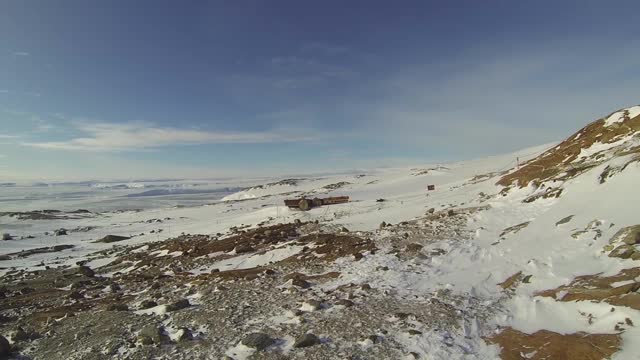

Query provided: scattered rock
[10,327,29,342]
[138,324,164,344]
[335,299,354,307]
[77,265,95,277]
[167,299,190,312]
[0,335,10,357]
[353,253,363,261]
[139,300,158,310]
[405,243,423,252]
[234,243,254,254]
[294,219,302,225]
[291,278,311,289]
[447,209,455,216]
[302,299,322,311]
[174,328,192,342]
[609,225,640,245]
[379,221,387,229]
[106,303,129,311]
[294,333,321,348]
[55,228,68,236]
[555,215,574,226]
[94,235,131,243]
[241,332,274,351]
[609,245,637,259]
[68,291,84,300]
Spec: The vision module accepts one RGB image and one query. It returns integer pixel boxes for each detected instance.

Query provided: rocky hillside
[498,105,640,200]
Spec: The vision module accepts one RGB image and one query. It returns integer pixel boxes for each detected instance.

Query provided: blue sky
[1,0,639,181]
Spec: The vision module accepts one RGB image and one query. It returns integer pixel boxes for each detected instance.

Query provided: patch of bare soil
[487,328,621,360]
[536,267,640,310]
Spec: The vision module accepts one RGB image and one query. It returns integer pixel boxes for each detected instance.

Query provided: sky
[1,0,639,181]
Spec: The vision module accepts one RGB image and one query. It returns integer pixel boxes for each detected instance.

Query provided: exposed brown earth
[487,328,621,360]
[536,267,640,310]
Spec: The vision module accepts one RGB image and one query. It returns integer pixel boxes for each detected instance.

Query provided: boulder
[10,327,29,342]
[95,235,131,243]
[405,243,423,252]
[77,265,95,277]
[54,229,68,236]
[2,233,11,241]
[379,221,387,229]
[291,278,310,289]
[106,303,128,311]
[335,299,354,307]
[0,335,10,357]
[294,333,321,348]
[234,243,254,254]
[139,300,158,310]
[609,225,640,245]
[138,324,164,344]
[241,332,274,351]
[174,328,192,342]
[609,245,637,259]
[167,299,190,312]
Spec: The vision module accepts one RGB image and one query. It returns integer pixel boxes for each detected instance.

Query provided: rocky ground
[0,208,495,360]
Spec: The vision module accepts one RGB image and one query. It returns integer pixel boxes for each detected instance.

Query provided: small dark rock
[77,265,95,277]
[241,332,274,351]
[139,300,158,310]
[405,243,423,252]
[167,299,190,312]
[11,327,29,342]
[0,335,10,357]
[407,329,422,335]
[234,243,254,254]
[68,291,84,300]
[95,235,131,243]
[138,324,164,344]
[379,221,387,229]
[291,278,311,289]
[294,333,321,348]
[106,303,129,311]
[55,228,68,236]
[335,299,354,307]
[353,253,363,261]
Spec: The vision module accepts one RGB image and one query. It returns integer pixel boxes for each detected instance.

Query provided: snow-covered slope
[1,106,640,359]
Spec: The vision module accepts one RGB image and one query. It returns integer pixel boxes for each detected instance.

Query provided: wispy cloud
[0,134,19,139]
[22,122,320,151]
[12,51,30,56]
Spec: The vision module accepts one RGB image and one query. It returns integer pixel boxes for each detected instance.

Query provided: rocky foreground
[0,208,496,360]
[2,205,639,359]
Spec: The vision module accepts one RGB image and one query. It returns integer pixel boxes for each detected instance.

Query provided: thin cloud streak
[22,122,322,151]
